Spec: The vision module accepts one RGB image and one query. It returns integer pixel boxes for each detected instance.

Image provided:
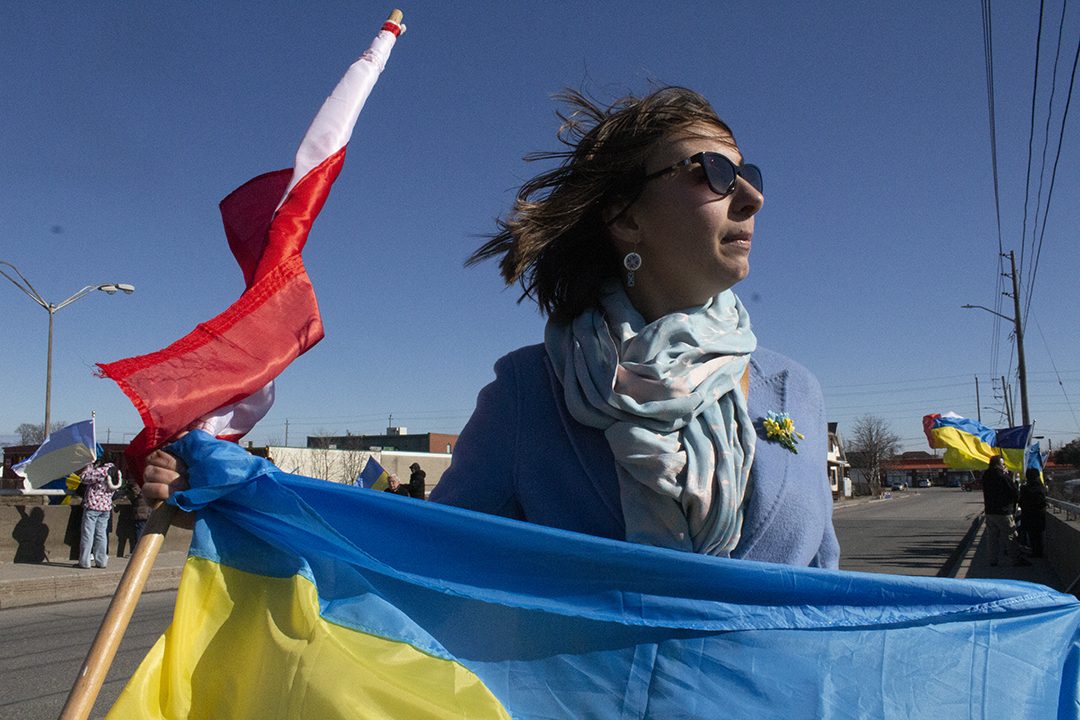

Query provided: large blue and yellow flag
[12,419,96,487]
[923,413,1032,472]
[110,432,1080,719]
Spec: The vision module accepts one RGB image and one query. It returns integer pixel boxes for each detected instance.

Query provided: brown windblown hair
[467,86,734,323]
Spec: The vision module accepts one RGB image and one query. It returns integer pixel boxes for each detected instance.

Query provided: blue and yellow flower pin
[762,411,805,454]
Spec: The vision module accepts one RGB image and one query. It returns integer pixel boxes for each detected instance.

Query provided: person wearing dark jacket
[981,456,1027,566]
[384,474,411,497]
[408,463,426,500]
[1019,468,1047,558]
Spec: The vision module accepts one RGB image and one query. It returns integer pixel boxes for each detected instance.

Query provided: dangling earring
[623,251,642,287]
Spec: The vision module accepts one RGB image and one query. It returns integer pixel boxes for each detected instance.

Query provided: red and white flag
[99,13,404,460]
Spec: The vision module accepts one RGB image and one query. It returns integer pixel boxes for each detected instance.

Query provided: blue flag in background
[110,432,1080,719]
[354,456,389,490]
[1027,441,1048,477]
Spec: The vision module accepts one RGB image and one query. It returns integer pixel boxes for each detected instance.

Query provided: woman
[77,460,117,569]
[1019,468,1047,558]
[429,87,838,567]
[144,86,837,568]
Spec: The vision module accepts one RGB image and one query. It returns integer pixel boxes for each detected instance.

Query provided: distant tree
[1055,438,1080,468]
[307,428,336,481]
[847,415,901,495]
[339,449,368,485]
[15,421,67,445]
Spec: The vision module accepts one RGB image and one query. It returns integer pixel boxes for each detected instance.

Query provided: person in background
[114,479,139,558]
[385,474,411,496]
[116,476,152,554]
[64,482,86,560]
[132,477,152,541]
[429,86,837,566]
[1019,467,1047,559]
[980,456,1029,567]
[408,463,426,500]
[78,460,117,569]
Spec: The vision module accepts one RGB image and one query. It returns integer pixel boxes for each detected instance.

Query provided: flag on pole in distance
[1026,441,1048,482]
[12,419,96,487]
[994,424,1034,472]
[108,432,1080,719]
[922,413,1032,472]
[96,15,404,463]
[36,474,83,505]
[355,456,389,490]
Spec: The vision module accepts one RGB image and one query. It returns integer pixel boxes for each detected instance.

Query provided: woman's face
[611,123,764,320]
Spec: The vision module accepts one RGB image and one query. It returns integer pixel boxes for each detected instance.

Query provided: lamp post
[0,260,135,434]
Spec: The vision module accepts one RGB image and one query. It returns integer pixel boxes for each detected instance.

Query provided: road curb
[942,514,984,579]
[0,551,188,610]
[0,566,184,610]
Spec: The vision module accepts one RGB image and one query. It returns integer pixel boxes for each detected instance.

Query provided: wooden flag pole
[59,502,178,720]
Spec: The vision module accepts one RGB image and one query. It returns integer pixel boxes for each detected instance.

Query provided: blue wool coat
[430,344,840,568]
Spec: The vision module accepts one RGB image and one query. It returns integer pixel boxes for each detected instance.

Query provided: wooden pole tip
[387,9,403,25]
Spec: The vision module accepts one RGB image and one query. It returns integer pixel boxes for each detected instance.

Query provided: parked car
[916,479,931,488]
[889,480,908,491]
[961,478,981,492]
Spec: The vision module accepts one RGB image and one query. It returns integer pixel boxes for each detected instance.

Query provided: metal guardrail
[1048,497,1080,521]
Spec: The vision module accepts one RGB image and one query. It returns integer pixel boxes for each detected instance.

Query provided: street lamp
[0,260,135,434]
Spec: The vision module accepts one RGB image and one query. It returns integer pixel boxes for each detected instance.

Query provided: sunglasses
[643,151,763,198]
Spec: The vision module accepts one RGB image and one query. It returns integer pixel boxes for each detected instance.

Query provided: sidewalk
[952,516,1065,592]
[0,549,189,610]
[833,493,1065,592]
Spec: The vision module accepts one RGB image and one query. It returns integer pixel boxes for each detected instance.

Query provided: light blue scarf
[545,282,757,555]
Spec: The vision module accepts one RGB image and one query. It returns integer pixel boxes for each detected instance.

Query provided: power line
[822,374,973,391]
[1024,24,1080,324]
[1023,0,1070,313]
[1033,314,1080,433]
[1018,0,1047,282]
[981,0,1007,381]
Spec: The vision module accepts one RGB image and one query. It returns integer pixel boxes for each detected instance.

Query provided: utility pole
[284,419,290,447]
[960,249,1030,428]
[1005,251,1030,427]
[975,376,981,423]
[1001,376,1013,427]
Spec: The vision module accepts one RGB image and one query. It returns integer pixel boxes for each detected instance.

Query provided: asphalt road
[0,487,981,718]
[0,590,176,720]
[835,487,983,575]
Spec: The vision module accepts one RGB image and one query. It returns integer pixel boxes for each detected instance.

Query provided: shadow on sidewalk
[962,525,1065,592]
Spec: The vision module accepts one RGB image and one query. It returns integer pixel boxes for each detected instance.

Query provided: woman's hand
[143,448,195,529]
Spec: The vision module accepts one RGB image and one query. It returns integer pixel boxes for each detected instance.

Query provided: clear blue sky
[2,2,1078,453]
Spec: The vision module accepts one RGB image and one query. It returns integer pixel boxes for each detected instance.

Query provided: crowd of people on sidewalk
[981,455,1047,566]
[11,459,152,567]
